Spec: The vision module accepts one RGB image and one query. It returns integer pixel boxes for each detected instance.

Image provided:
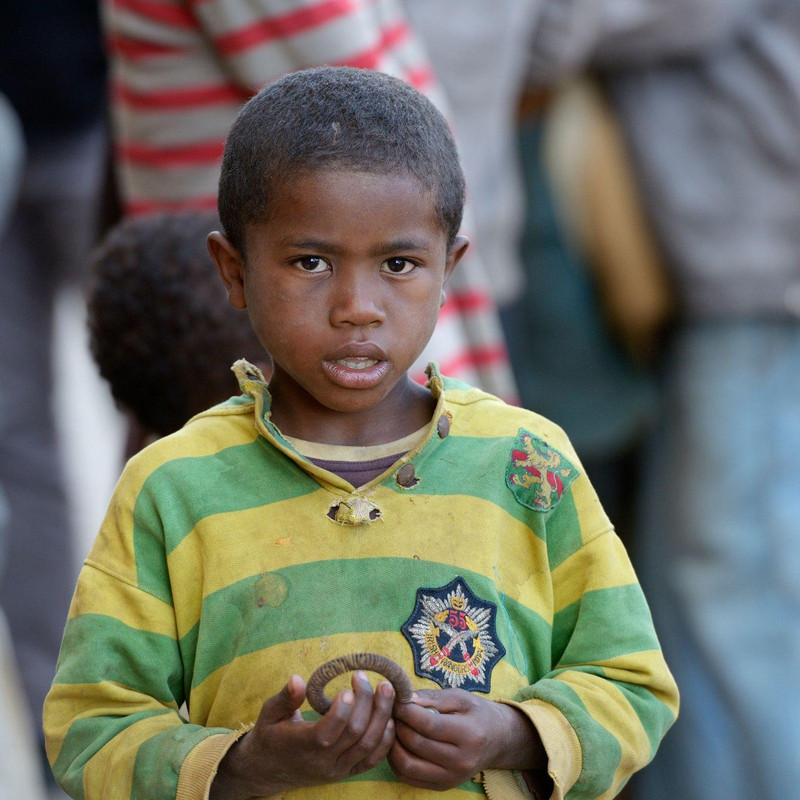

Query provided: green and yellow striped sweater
[44,365,678,800]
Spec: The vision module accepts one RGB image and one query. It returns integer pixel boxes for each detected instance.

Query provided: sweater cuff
[492,699,582,800]
[176,725,270,800]
[482,767,536,800]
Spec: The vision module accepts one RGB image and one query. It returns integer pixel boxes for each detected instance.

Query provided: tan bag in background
[543,79,675,363]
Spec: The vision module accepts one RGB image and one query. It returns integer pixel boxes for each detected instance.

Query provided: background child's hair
[87,211,267,438]
[218,66,466,256]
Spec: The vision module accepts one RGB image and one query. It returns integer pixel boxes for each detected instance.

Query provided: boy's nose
[329,274,385,328]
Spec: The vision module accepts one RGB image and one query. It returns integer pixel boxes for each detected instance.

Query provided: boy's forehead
[248,168,445,244]
[277,167,431,205]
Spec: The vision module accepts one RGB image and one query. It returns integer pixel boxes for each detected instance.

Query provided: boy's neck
[267,373,436,447]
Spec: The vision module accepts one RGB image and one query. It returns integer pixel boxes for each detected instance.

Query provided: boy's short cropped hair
[87,211,265,437]
[218,66,466,254]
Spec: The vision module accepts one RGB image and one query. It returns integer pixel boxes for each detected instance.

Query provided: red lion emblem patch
[506,428,579,512]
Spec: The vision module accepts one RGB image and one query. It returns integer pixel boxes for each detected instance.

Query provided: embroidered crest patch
[506,428,579,512]
[402,577,505,692]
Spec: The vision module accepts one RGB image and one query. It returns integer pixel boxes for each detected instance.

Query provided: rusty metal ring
[306,653,413,715]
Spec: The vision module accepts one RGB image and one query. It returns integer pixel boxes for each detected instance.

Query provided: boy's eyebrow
[280,237,433,255]
[375,238,433,255]
[280,237,343,253]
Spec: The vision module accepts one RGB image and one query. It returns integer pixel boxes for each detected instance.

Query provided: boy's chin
[311,384,401,414]
[270,364,420,416]
[312,372,422,414]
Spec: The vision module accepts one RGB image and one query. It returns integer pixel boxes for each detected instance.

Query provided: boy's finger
[408,689,440,705]
[339,680,395,768]
[392,699,462,744]
[312,688,355,746]
[350,714,396,775]
[394,719,456,766]
[256,675,306,726]
[409,688,472,714]
[356,680,395,751]
[388,736,452,788]
[328,672,374,755]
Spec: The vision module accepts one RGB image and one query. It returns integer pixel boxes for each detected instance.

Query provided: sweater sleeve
[105,0,432,214]
[43,460,245,800]
[44,564,247,800]
[592,0,783,67]
[486,466,679,800]
[527,0,782,85]
[188,0,431,93]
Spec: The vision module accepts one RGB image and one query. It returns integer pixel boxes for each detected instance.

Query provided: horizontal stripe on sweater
[126,195,218,216]
[54,561,661,700]
[108,33,190,60]
[117,138,227,167]
[113,0,196,28]
[213,0,362,55]
[127,435,561,595]
[113,80,251,109]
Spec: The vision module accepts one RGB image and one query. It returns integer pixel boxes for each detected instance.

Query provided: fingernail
[342,691,354,705]
[379,682,394,697]
[357,671,369,683]
[387,719,395,730]
[411,692,419,702]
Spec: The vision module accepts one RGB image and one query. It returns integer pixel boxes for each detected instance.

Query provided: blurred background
[1,1,799,798]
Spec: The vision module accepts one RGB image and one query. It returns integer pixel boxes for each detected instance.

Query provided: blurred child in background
[87,212,269,457]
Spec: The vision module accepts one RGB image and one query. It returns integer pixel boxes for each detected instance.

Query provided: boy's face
[210,169,467,435]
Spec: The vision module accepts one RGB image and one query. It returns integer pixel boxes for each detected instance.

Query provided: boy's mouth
[335,357,379,370]
[322,347,390,389]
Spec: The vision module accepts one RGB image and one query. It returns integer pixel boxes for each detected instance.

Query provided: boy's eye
[380,257,415,275]
[292,256,329,273]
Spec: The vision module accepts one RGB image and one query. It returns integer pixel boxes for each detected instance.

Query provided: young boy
[44,67,678,800]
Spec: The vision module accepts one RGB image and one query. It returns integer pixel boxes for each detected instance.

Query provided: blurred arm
[594,0,783,66]
[528,0,781,84]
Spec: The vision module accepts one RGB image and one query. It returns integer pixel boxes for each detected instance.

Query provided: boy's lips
[322,344,390,389]
[334,356,380,370]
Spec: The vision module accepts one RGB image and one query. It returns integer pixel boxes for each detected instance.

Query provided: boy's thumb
[257,675,306,725]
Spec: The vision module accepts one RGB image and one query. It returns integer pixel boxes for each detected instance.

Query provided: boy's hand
[211,672,395,800]
[388,689,547,791]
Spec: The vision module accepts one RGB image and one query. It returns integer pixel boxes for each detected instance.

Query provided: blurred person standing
[103,0,516,400]
[527,1,800,798]
[401,2,670,534]
[0,92,49,800]
[0,0,108,763]
[504,81,670,532]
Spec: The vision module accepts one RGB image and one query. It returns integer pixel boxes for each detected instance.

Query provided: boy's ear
[444,235,469,284]
[208,232,247,309]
